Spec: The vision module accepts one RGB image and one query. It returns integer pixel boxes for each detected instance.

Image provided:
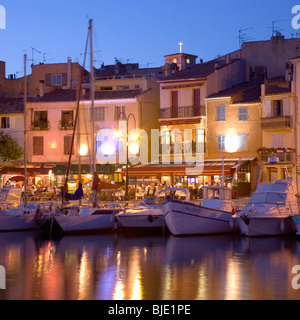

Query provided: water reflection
[0,231,300,300]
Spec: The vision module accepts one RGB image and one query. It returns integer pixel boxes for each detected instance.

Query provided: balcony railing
[162,141,206,155]
[258,148,295,163]
[159,106,206,119]
[31,120,50,131]
[261,116,291,130]
[59,120,75,130]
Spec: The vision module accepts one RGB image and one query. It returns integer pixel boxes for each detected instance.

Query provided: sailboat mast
[23,54,27,207]
[89,19,97,207]
[89,19,95,174]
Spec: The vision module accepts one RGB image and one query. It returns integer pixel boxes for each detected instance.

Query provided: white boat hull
[234,216,295,237]
[0,213,37,231]
[163,199,237,236]
[117,212,165,229]
[55,214,114,234]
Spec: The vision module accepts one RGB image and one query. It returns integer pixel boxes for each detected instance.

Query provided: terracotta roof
[27,89,144,103]
[162,59,217,80]
[207,82,261,104]
[162,58,240,81]
[0,98,24,114]
[84,89,143,100]
[265,84,291,95]
[28,90,77,103]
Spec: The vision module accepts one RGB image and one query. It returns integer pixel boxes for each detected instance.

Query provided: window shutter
[64,136,74,155]
[272,133,284,148]
[62,73,67,86]
[264,100,271,118]
[45,74,51,87]
[283,99,290,116]
[33,137,44,155]
[238,134,248,151]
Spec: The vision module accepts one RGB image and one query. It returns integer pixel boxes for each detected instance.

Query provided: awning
[0,167,52,176]
[122,158,255,177]
[52,164,114,175]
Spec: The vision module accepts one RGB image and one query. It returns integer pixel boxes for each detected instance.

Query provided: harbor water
[0,230,300,300]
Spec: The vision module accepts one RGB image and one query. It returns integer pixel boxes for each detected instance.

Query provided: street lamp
[115,112,138,199]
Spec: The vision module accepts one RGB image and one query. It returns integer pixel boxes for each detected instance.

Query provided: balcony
[261,116,291,130]
[258,148,295,163]
[159,106,206,119]
[31,120,50,131]
[162,141,206,155]
[59,120,75,130]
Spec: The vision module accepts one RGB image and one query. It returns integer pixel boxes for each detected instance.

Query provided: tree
[0,131,23,161]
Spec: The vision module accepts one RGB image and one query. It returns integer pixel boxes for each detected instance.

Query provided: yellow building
[205,82,262,196]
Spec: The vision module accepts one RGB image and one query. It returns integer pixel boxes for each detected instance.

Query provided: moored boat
[233,179,298,237]
[53,203,123,235]
[162,185,238,236]
[0,188,40,232]
[115,188,190,231]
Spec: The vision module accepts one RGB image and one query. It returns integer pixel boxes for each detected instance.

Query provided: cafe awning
[0,167,52,176]
[122,158,255,177]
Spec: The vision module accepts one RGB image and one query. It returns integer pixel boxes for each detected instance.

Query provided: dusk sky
[0,0,298,77]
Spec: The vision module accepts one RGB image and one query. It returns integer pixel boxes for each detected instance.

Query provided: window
[272,133,284,148]
[94,107,105,121]
[61,110,73,127]
[196,129,205,153]
[272,100,283,117]
[216,105,225,121]
[217,135,225,151]
[114,106,125,121]
[64,135,74,155]
[51,74,63,86]
[238,134,248,151]
[238,107,248,121]
[33,137,44,155]
[249,66,267,81]
[34,111,48,122]
[1,117,10,129]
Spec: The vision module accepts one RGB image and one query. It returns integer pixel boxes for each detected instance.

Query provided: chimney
[261,83,265,97]
[39,80,44,97]
[226,54,231,65]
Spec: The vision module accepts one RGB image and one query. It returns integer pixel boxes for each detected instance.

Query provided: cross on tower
[178,41,183,53]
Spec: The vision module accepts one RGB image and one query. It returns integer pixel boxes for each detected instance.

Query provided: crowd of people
[3,178,217,202]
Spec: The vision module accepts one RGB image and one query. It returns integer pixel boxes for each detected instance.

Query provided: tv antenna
[30,47,42,65]
[269,20,285,37]
[237,27,254,48]
[42,53,53,63]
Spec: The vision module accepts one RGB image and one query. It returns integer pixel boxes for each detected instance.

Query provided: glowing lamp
[225,135,239,153]
[79,144,88,156]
